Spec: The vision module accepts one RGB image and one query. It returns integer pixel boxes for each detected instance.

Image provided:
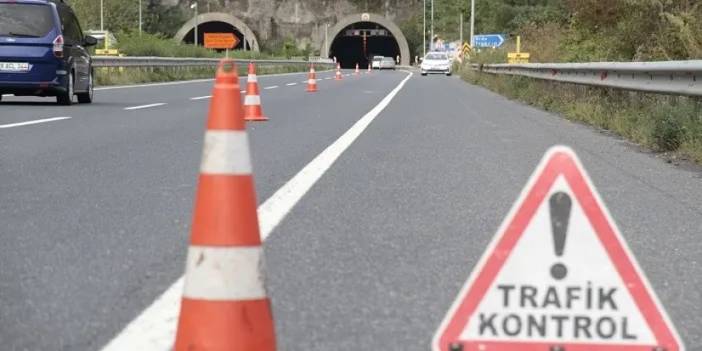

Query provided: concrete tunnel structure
[173,12,410,67]
[174,13,260,52]
[323,13,411,68]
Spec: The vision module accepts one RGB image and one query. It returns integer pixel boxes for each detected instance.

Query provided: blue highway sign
[473,34,506,48]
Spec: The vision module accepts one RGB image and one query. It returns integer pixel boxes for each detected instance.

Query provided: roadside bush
[652,106,686,151]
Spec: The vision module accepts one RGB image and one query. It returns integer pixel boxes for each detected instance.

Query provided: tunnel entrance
[329,22,400,69]
[182,21,250,50]
[174,13,260,52]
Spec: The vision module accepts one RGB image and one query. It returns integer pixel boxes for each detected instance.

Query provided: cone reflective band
[335,63,343,80]
[174,59,277,351]
[306,65,318,92]
[244,62,268,122]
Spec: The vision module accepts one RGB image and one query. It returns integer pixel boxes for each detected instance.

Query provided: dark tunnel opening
[182,21,250,50]
[329,22,400,69]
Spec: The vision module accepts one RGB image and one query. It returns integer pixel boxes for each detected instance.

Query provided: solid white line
[102,72,412,351]
[99,71,413,351]
[96,79,214,91]
[286,83,297,86]
[263,85,279,90]
[124,103,166,111]
[0,116,71,129]
[189,95,211,100]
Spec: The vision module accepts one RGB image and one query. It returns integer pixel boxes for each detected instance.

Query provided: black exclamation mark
[549,192,572,280]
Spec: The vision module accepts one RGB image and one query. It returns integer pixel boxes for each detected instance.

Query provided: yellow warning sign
[508,52,530,64]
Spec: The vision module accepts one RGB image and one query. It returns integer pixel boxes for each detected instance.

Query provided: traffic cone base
[335,64,343,80]
[176,299,275,350]
[244,62,268,122]
[306,66,318,92]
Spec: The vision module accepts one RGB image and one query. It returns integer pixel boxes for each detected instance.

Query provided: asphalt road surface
[1,68,701,351]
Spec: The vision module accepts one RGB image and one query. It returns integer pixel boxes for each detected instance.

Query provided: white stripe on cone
[308,79,316,84]
[247,75,258,82]
[183,246,266,301]
[199,131,253,175]
[244,95,261,106]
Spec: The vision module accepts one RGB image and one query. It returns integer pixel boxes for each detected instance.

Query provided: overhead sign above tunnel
[433,146,683,351]
[204,33,239,49]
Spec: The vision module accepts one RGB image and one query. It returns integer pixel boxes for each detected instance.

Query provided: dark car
[0,0,97,105]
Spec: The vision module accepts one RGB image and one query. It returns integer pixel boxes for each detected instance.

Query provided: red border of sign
[432,146,683,351]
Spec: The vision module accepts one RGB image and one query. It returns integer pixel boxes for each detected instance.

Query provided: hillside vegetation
[459,0,702,163]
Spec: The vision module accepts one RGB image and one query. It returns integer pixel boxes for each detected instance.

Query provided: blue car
[0,0,97,105]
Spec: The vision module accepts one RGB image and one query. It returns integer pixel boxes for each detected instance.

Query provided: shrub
[651,106,686,151]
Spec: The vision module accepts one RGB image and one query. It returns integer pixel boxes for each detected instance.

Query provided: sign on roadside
[433,146,683,351]
[507,52,530,64]
[473,34,505,48]
[204,33,239,50]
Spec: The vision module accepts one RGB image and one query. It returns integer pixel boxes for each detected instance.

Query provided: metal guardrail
[473,61,702,97]
[93,56,336,68]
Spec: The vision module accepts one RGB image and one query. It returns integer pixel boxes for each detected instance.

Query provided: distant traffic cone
[306,64,318,92]
[174,59,277,351]
[244,62,268,122]
[335,63,343,80]
[367,64,371,74]
[355,63,360,75]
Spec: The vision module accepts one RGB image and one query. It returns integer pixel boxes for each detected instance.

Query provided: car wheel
[77,70,94,104]
[57,71,74,106]
[446,72,452,76]
[421,72,427,76]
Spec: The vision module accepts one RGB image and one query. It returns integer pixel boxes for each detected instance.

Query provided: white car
[421,52,452,76]
[371,56,383,69]
[379,57,396,70]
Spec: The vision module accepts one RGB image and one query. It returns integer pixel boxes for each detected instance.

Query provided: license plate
[0,62,30,72]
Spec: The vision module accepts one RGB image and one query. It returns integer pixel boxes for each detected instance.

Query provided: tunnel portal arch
[174,13,260,52]
[324,13,410,67]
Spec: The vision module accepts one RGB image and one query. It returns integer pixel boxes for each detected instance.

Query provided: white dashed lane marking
[0,116,72,129]
[124,103,166,111]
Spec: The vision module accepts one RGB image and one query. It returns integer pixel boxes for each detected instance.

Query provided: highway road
[1,68,701,350]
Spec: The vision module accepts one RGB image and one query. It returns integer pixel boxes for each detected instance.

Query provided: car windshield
[0,4,54,38]
[425,53,448,60]
[373,57,383,61]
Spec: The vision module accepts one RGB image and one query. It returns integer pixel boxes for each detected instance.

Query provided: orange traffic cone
[355,63,360,75]
[335,63,343,80]
[174,59,277,351]
[244,62,268,122]
[306,64,318,92]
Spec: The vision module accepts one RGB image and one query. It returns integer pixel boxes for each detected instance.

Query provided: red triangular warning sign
[433,146,683,351]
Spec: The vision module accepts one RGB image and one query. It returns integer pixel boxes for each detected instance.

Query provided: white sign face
[361,13,370,21]
[461,176,654,344]
[433,146,683,351]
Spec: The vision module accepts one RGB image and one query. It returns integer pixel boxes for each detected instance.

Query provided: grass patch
[459,64,702,163]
